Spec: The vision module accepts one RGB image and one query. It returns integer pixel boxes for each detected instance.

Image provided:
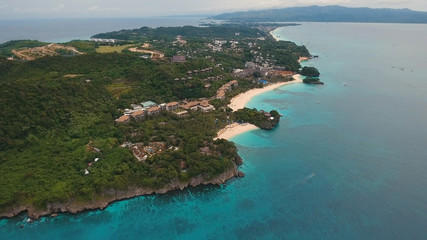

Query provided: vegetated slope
[0,53,237,214]
[92,25,264,41]
[0,23,311,216]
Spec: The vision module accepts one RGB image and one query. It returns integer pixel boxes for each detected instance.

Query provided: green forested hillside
[0,53,238,212]
[93,25,263,41]
[0,24,311,216]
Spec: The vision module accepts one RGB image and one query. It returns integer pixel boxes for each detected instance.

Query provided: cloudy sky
[1,0,426,19]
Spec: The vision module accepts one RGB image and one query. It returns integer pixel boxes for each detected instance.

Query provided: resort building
[166,102,180,111]
[216,91,226,100]
[141,101,157,108]
[174,110,189,117]
[172,55,186,63]
[147,106,161,116]
[115,115,131,124]
[181,101,200,111]
[159,103,167,111]
[180,100,215,112]
[198,101,215,112]
[216,80,239,100]
[131,110,146,120]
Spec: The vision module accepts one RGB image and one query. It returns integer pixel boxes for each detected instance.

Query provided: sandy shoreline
[215,75,303,140]
[228,75,303,112]
[215,123,259,140]
[269,30,280,42]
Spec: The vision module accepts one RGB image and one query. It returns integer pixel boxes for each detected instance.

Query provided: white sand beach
[214,123,259,140]
[228,75,303,112]
[298,57,309,62]
[215,75,303,140]
[270,30,280,41]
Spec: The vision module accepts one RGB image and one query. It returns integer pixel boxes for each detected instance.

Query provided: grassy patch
[96,45,133,53]
[63,74,84,78]
[106,80,134,98]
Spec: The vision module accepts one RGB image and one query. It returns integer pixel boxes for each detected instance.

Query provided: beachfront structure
[258,79,269,85]
[216,80,239,100]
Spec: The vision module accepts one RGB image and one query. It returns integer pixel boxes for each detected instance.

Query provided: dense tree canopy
[0,24,311,215]
[301,66,320,77]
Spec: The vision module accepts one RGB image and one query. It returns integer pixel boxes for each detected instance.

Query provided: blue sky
[1,0,426,19]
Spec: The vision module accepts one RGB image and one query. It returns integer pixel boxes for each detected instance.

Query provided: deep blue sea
[1,22,427,239]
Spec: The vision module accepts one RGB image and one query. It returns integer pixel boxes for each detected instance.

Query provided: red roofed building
[166,102,180,111]
[115,115,131,124]
[172,55,186,63]
[147,106,161,116]
[131,110,146,120]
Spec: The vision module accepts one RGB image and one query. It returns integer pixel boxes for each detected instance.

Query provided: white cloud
[53,4,65,12]
[14,7,44,13]
[88,5,99,11]
[13,3,66,13]
[88,5,119,12]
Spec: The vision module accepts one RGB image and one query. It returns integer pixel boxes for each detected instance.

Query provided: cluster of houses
[202,75,225,82]
[206,40,225,52]
[180,100,215,112]
[90,38,117,43]
[173,35,187,46]
[116,101,177,124]
[216,80,239,100]
[187,67,213,75]
[115,80,240,124]
[122,142,168,162]
[234,58,296,79]
[115,79,239,124]
[115,99,217,124]
[206,40,241,53]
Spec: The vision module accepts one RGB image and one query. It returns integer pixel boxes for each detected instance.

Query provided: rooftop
[116,115,130,123]
[141,101,157,108]
[166,101,179,107]
[131,110,145,117]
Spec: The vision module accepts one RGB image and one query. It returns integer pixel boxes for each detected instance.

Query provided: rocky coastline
[1,163,244,220]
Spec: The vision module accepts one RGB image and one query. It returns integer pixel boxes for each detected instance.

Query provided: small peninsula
[0,23,316,219]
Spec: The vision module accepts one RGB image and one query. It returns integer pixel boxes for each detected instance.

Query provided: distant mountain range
[212,5,427,23]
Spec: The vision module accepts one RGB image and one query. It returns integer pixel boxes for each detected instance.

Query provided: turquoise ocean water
[1,22,427,239]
